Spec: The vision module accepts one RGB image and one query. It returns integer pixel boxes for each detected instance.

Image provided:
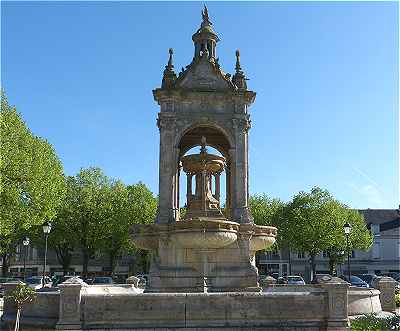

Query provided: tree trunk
[329,257,336,276]
[14,308,21,331]
[2,253,10,278]
[82,249,89,279]
[109,251,117,277]
[55,244,72,276]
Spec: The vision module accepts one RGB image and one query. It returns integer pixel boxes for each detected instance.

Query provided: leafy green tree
[127,183,157,274]
[282,187,372,281]
[100,182,157,275]
[0,92,65,276]
[249,195,285,269]
[69,167,112,278]
[326,209,372,275]
[250,194,284,228]
[44,176,80,275]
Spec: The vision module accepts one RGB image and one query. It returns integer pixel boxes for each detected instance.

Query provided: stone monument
[3,8,397,331]
[131,6,277,293]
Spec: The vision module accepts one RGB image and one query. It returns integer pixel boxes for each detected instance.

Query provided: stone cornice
[153,88,256,106]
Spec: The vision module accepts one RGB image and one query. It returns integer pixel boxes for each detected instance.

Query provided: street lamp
[42,221,52,288]
[343,222,352,281]
[22,236,30,281]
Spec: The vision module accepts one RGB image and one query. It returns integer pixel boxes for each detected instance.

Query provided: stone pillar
[375,276,397,313]
[156,115,176,224]
[319,278,349,331]
[225,162,231,219]
[228,148,236,218]
[187,173,193,201]
[215,172,221,201]
[232,119,251,223]
[176,164,181,219]
[56,278,87,330]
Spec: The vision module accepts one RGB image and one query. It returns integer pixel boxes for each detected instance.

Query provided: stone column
[156,115,176,224]
[319,278,349,331]
[228,148,236,219]
[187,173,193,202]
[56,278,87,330]
[176,164,181,220]
[225,162,231,219]
[215,172,221,202]
[375,276,397,313]
[232,119,251,223]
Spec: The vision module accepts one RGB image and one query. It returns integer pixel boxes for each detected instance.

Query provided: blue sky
[2,1,398,209]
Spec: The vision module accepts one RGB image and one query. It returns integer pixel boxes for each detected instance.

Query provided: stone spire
[201,5,212,28]
[161,48,177,89]
[192,5,220,60]
[232,49,247,90]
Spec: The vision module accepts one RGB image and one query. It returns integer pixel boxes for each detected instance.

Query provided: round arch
[177,124,233,158]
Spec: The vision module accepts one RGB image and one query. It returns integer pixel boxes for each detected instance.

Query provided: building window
[297,251,305,259]
[265,250,280,259]
[351,250,355,258]
[322,251,329,258]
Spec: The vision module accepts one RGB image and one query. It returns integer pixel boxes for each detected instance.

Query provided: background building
[258,208,400,279]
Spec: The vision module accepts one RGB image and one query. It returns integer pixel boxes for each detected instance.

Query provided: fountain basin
[249,225,277,251]
[171,219,239,249]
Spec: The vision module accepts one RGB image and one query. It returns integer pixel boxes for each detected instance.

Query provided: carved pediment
[176,60,234,91]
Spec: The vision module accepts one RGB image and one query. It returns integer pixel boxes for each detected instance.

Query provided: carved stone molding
[157,116,177,131]
[232,118,251,133]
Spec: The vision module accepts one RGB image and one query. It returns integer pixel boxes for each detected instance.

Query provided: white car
[25,276,52,290]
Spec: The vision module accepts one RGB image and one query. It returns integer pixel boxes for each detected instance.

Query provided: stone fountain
[131,136,277,293]
[2,7,397,331]
[129,6,279,293]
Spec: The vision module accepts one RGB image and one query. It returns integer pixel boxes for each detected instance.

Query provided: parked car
[277,276,287,285]
[91,276,114,285]
[339,275,369,288]
[286,275,306,285]
[25,276,53,290]
[314,274,333,283]
[356,274,379,288]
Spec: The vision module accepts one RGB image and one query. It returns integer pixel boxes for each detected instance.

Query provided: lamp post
[42,221,52,288]
[343,222,352,281]
[22,236,30,281]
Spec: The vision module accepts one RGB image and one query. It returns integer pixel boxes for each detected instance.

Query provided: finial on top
[232,49,247,90]
[161,47,177,89]
[235,49,242,73]
[201,4,212,27]
[166,48,174,70]
[202,5,209,21]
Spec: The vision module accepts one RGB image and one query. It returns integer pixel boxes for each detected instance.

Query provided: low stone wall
[2,277,398,331]
[82,291,327,330]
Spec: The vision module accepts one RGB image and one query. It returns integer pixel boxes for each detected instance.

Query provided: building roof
[358,209,400,232]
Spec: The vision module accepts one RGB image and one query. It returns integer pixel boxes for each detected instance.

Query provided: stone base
[147,238,260,293]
